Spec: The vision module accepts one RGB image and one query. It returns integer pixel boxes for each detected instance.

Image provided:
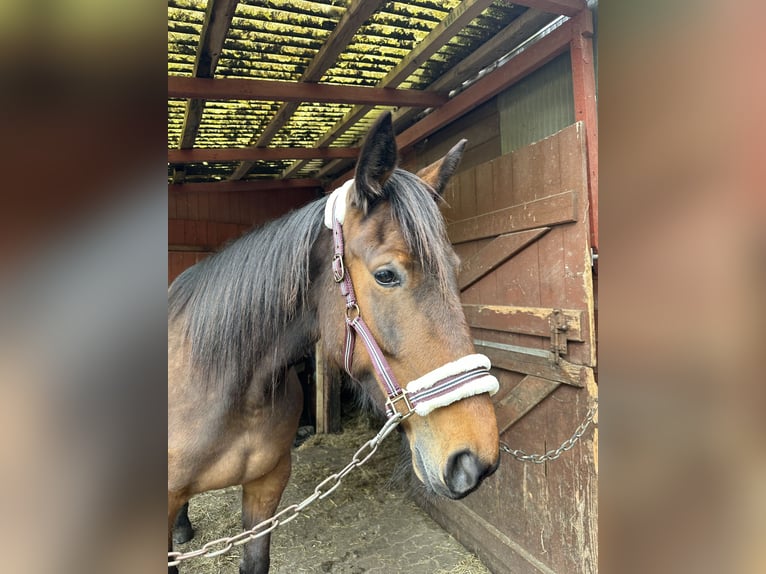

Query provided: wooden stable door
[418,123,597,574]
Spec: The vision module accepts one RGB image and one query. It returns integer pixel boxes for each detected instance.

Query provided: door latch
[549,309,569,364]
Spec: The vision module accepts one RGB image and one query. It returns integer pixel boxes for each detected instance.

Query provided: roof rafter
[173,0,239,183]
[169,178,322,194]
[229,0,387,181]
[277,0,498,180]
[511,0,586,17]
[168,147,359,163]
[168,76,448,107]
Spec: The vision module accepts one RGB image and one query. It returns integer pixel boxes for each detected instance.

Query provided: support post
[570,9,598,253]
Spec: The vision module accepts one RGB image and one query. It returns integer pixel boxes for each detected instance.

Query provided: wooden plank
[397,18,575,153]
[557,123,595,367]
[475,341,586,387]
[168,76,448,107]
[169,147,359,163]
[448,190,577,244]
[570,10,599,251]
[168,220,184,245]
[494,375,560,435]
[415,494,558,574]
[280,0,497,179]
[168,244,215,253]
[465,304,583,341]
[458,228,550,290]
[168,178,321,194]
[230,0,387,180]
[314,341,341,434]
[512,0,586,17]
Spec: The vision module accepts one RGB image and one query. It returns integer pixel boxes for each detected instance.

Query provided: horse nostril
[444,450,489,498]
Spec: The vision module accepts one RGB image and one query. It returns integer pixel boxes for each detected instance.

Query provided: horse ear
[416,139,467,196]
[353,111,398,213]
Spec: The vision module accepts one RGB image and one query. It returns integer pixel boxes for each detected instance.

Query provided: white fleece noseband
[404,354,499,417]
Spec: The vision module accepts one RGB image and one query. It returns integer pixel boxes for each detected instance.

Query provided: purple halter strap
[327,183,499,420]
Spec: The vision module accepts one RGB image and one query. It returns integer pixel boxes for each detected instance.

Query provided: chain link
[168,414,403,567]
[500,400,598,463]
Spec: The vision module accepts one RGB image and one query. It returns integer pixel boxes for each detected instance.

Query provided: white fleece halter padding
[406,354,500,417]
[324,178,354,229]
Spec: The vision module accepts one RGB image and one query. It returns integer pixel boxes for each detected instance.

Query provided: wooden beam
[168,178,322,194]
[230,0,386,181]
[570,10,598,252]
[280,0,497,179]
[392,9,557,132]
[168,244,215,253]
[168,76,448,107]
[511,0,586,17]
[448,190,578,244]
[494,375,561,435]
[169,147,359,163]
[458,228,551,290]
[176,0,239,151]
[475,342,586,387]
[397,18,575,153]
[463,305,584,341]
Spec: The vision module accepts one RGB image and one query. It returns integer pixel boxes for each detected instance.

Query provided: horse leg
[168,491,188,574]
[239,452,293,574]
[172,501,195,544]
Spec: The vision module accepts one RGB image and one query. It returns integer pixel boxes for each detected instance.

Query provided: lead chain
[500,399,598,464]
[168,414,403,567]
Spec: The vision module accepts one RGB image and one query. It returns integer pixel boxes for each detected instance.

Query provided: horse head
[321,112,499,499]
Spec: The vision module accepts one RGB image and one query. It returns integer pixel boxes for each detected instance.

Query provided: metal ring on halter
[345,303,360,322]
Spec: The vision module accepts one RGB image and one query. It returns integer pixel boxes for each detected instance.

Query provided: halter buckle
[332,254,345,283]
[386,391,414,420]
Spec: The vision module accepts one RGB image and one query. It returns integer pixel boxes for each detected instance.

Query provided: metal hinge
[549,309,569,364]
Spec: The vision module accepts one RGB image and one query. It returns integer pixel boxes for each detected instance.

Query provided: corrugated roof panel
[167,0,207,79]
[195,100,283,148]
[215,0,344,81]
[167,0,560,182]
[168,99,188,148]
[269,101,354,148]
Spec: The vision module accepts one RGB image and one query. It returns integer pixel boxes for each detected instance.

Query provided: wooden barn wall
[498,52,575,154]
[401,55,598,574]
[167,187,319,284]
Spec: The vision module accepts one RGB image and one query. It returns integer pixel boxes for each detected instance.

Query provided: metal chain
[170,399,598,566]
[500,399,598,464]
[168,413,403,567]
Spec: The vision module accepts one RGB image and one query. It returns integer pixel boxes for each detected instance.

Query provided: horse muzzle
[414,442,499,500]
[443,449,499,499]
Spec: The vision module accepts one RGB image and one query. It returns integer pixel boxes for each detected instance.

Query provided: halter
[324,180,499,419]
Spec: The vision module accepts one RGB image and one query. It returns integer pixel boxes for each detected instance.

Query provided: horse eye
[373,269,399,287]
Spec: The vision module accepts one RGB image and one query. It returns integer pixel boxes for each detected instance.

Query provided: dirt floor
[176,412,491,573]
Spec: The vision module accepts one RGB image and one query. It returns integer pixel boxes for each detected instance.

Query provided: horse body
[168,112,499,573]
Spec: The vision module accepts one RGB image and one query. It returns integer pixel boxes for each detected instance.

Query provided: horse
[168,111,500,573]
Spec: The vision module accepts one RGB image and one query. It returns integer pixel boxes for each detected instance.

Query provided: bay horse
[168,112,500,573]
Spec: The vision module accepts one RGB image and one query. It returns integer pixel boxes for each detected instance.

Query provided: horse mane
[168,168,455,400]
[168,198,326,398]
